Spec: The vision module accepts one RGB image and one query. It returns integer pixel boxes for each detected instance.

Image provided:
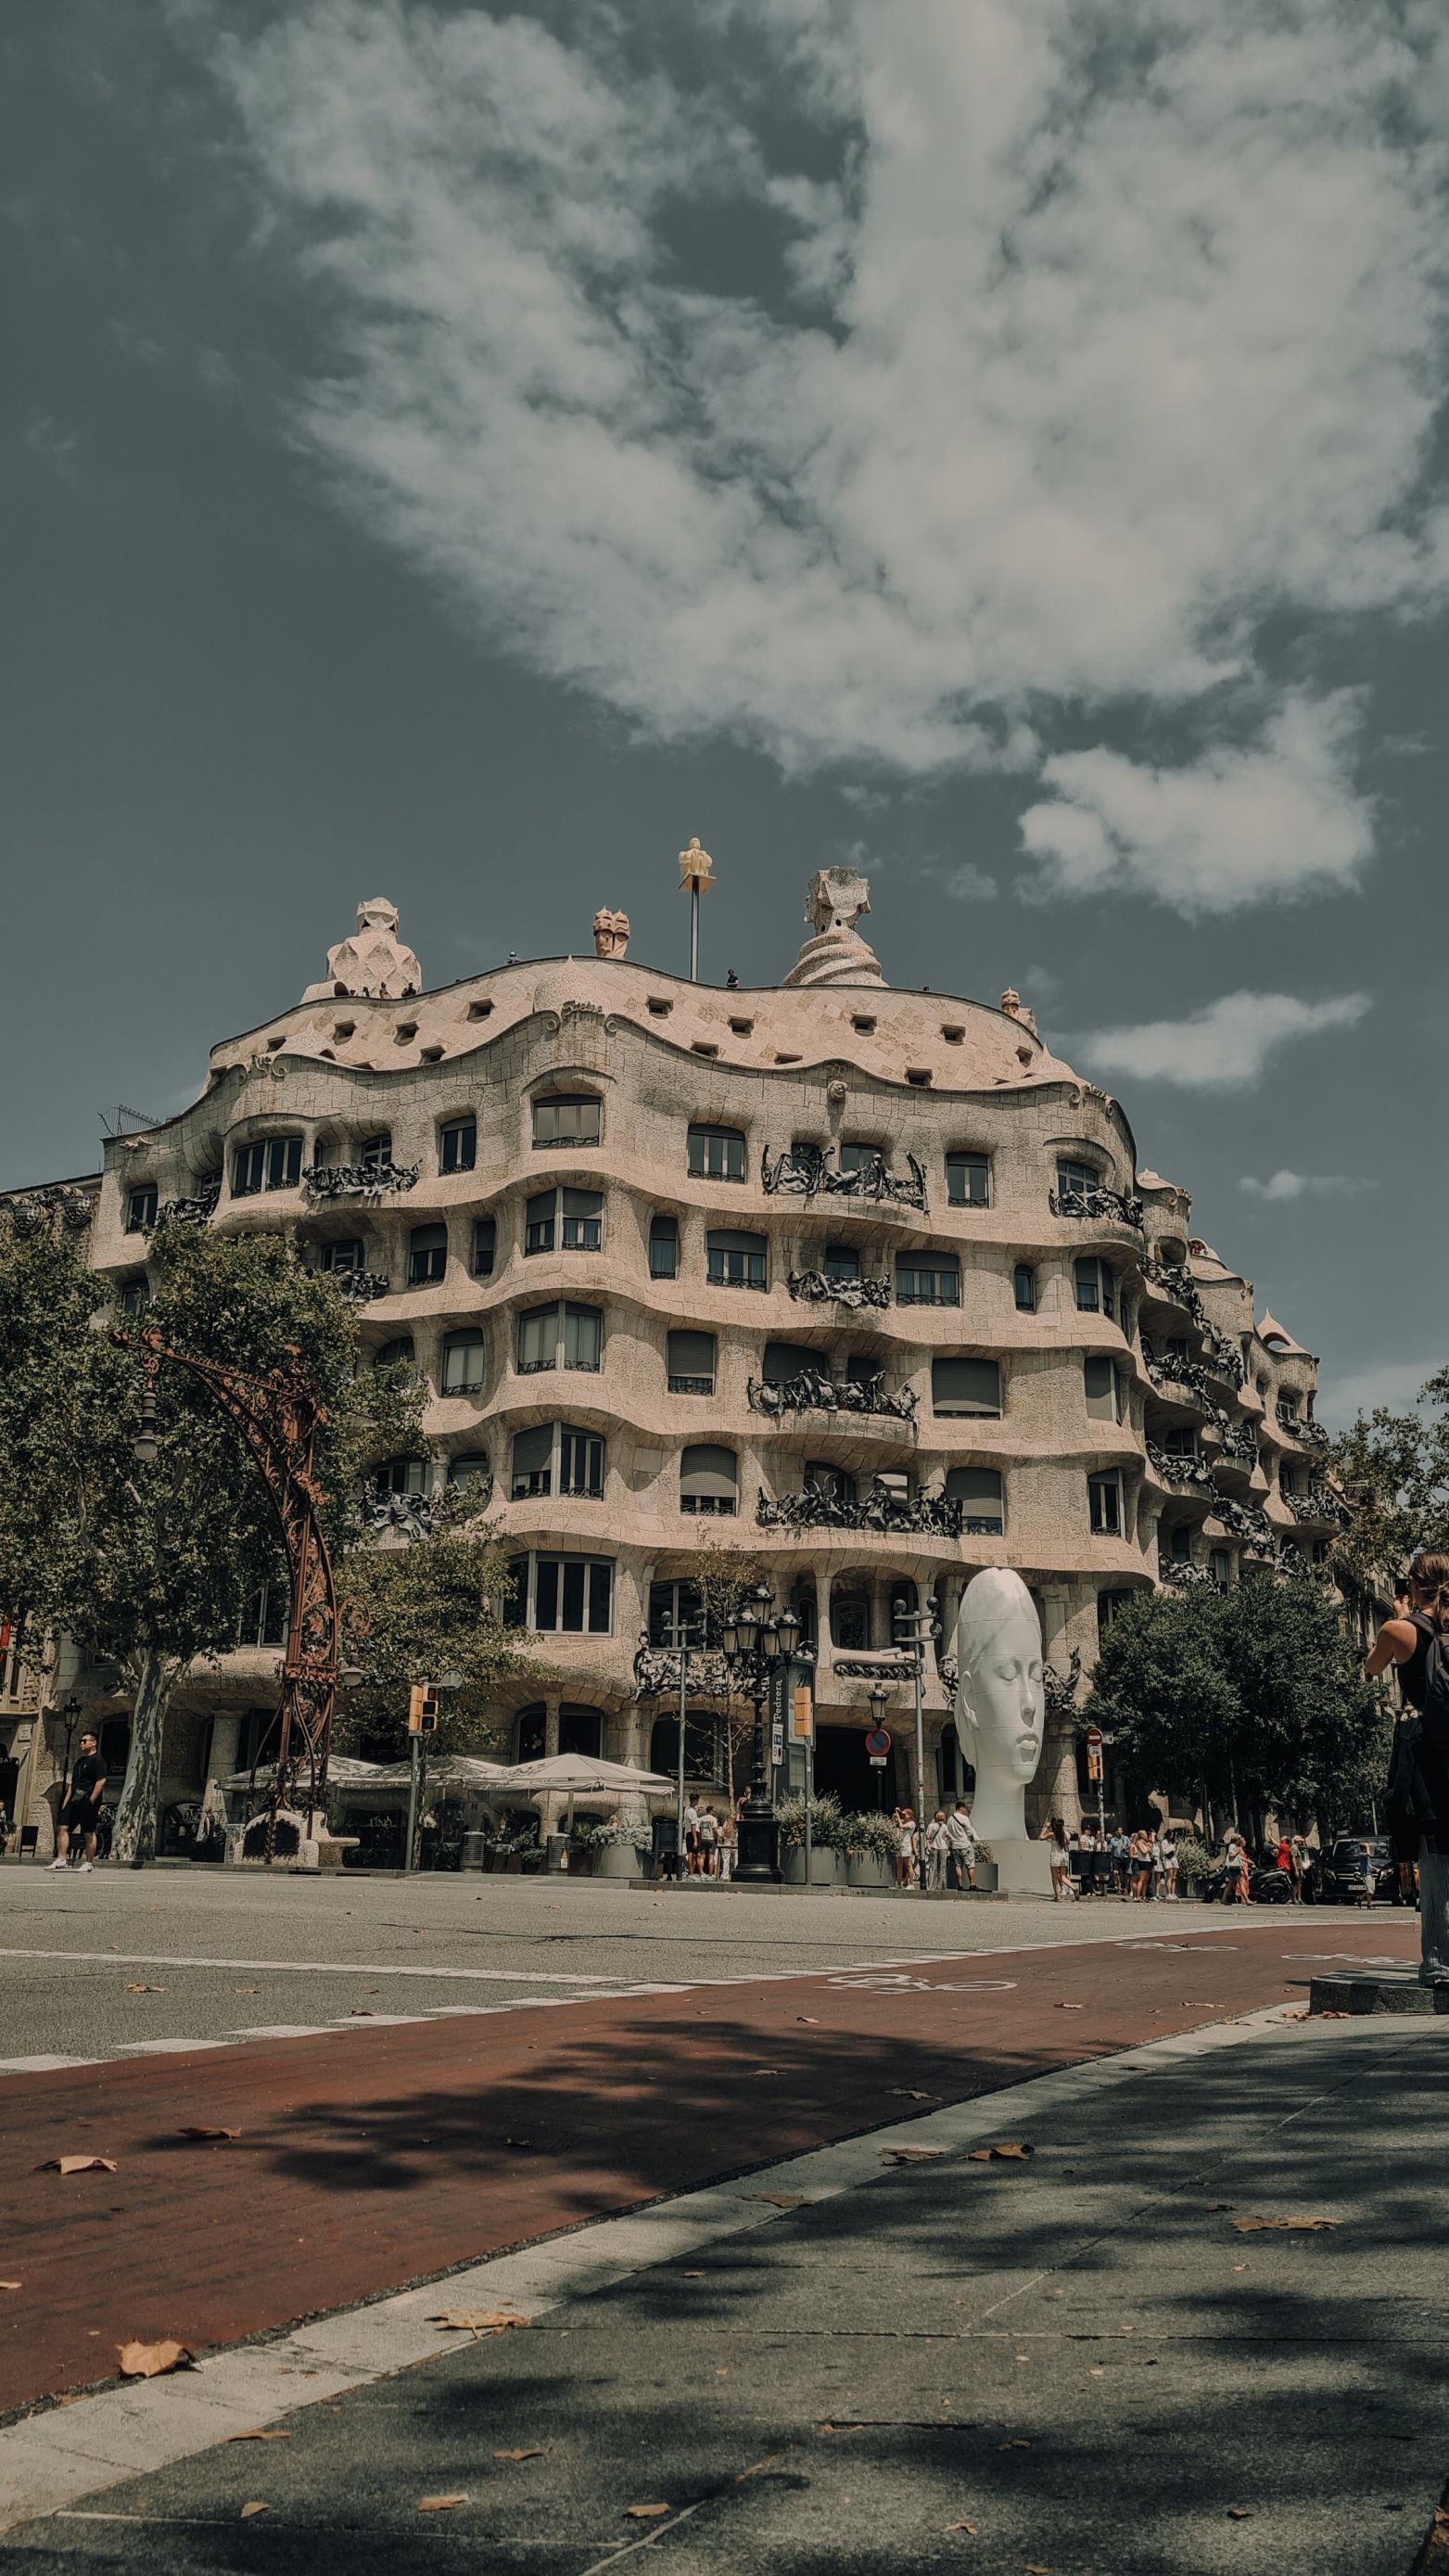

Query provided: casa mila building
[6,866,1341,1840]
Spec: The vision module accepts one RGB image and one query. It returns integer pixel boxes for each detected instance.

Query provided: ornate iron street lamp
[721,1584,800,1884]
[868,1678,891,1807]
[121,1322,341,1861]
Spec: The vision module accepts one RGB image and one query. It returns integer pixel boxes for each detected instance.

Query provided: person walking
[945,1799,980,1891]
[1128,1828,1154,1903]
[682,1795,702,1878]
[1077,1821,1099,1897]
[47,1730,107,1871]
[1109,1823,1130,1895]
[1370,1549,1449,1986]
[1039,1814,1072,1901]
[1159,1829,1179,1901]
[1289,1831,1310,1903]
[718,1805,735,1882]
[697,1803,719,1880]
[893,1804,918,1889]
[923,1808,950,1894]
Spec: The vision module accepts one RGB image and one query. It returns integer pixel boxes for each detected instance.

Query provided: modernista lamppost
[721,1583,800,1884]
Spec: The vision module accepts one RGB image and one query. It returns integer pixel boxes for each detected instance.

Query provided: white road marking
[0,1946,631,1984]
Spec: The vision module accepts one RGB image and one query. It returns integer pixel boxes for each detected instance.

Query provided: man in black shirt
[48,1730,107,1871]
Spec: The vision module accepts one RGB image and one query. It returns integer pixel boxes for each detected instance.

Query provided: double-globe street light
[720,1583,801,1885]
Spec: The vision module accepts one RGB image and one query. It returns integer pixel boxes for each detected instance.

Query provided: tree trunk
[110,1649,180,1866]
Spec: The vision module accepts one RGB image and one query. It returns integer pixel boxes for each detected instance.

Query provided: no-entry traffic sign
[1087,1726,1103,1748]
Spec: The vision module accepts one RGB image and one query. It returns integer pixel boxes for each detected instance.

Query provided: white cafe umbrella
[223,1754,387,1792]
[492,1753,675,1834]
[368,1754,511,1793]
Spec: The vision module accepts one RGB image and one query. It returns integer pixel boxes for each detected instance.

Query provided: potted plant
[591,1819,654,1880]
[778,1791,844,1884]
[566,1817,601,1875]
[968,1837,997,1894]
[844,1808,897,1889]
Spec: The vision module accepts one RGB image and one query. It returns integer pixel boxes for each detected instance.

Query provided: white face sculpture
[954,1569,1046,1841]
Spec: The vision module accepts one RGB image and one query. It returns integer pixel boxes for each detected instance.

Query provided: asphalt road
[0,1868,1358,2068]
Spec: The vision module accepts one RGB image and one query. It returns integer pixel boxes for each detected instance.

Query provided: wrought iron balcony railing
[303,1161,421,1204]
[631,1639,731,1700]
[747,1366,918,1426]
[1161,1561,1221,1589]
[763,1142,927,1209]
[757,1481,963,1537]
[1147,1443,1216,1493]
[333,1269,392,1303]
[1138,1256,1207,1319]
[787,1269,892,1309]
[1049,1183,1144,1229]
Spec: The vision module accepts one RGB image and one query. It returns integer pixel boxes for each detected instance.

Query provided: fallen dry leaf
[748,2192,811,2209]
[493,2448,546,2463]
[624,2504,671,2519]
[349,2009,375,2019]
[418,2493,469,2513]
[125,1983,165,1995]
[1206,2201,1233,2213]
[178,2125,241,2142]
[427,2308,528,2335]
[998,2440,1031,2451]
[235,1985,260,1995]
[1227,2506,1251,2519]
[229,2429,291,2444]
[1055,2002,1084,2011]
[680,2270,705,2279]
[117,2340,195,2379]
[884,2147,945,2163]
[796,2016,820,2025]
[1026,2564,1054,2572]
[1232,2215,1340,2234]
[0,2282,20,2291]
[748,2068,782,2076]
[240,2502,270,2520]
[945,2521,978,2535]
[36,2156,117,2176]
[1316,2009,1353,2020]
[969,2143,1033,2162]
[886,2087,938,2101]
[504,2136,533,2149]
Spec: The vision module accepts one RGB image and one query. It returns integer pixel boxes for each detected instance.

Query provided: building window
[517,1300,602,1374]
[808,1460,857,1509]
[946,1151,989,1207]
[1012,1264,1037,1313]
[511,1422,604,1500]
[1074,1256,1116,1320]
[1210,1549,1231,1588]
[448,1452,490,1490]
[515,1704,547,1762]
[558,1704,604,1757]
[1161,1424,1197,1459]
[649,1579,707,1646]
[840,1140,886,1180]
[232,1135,302,1198]
[440,1116,477,1174]
[408,1223,448,1286]
[319,1238,365,1275]
[1084,1357,1125,1422]
[357,1132,391,1172]
[763,1339,818,1384]
[650,1714,719,1779]
[526,1187,602,1254]
[1277,1393,1300,1426]
[239,1581,289,1649]
[124,1184,158,1233]
[117,1276,150,1318]
[1279,1463,1302,1499]
[1057,1156,1100,1197]
[1088,1469,1125,1536]
[471,1218,496,1279]
[375,1334,414,1370]
[649,1213,679,1278]
[680,1443,738,1515]
[688,1123,746,1182]
[1097,1588,1135,1634]
[932,1357,1002,1417]
[667,1329,716,1396]
[439,1327,486,1395]
[507,1551,613,1635]
[831,1588,871,1651]
[532,1092,602,1147]
[707,1228,767,1289]
[823,1242,860,1282]
[375,1454,429,1501]
[1167,1523,1193,1564]
[896,1251,960,1306]
[945,1465,1004,1533]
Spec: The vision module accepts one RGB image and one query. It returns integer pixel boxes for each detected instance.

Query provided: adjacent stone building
[2,873,1341,1853]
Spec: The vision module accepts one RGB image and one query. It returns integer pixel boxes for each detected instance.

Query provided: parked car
[1317,1835,1395,1906]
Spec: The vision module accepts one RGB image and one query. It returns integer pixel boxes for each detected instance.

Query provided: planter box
[972,1860,998,1894]
[782,1848,843,1886]
[845,1852,895,1890]
[595,1842,645,1880]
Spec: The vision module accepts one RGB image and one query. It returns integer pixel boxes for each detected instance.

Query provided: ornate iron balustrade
[362,1485,460,1539]
[762,1142,927,1210]
[1288,1481,1351,1529]
[1213,1420,1260,1467]
[1143,1347,1214,1407]
[829,1653,916,1681]
[159,1184,221,1226]
[787,1269,892,1310]
[1300,1419,1332,1452]
[332,1269,392,1304]
[757,1481,963,1537]
[303,1161,421,1204]
[1049,1183,1144,1229]
[631,1637,731,1700]
[2,1184,95,1238]
[1161,1561,1220,1588]
[1042,1649,1083,1716]
[1139,1256,1206,1320]
[1211,1496,1283,1559]
[1147,1443,1215,1493]
[1201,1327,1247,1388]
[747,1366,918,1426]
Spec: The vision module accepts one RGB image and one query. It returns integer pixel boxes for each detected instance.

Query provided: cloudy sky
[4,0,1446,1420]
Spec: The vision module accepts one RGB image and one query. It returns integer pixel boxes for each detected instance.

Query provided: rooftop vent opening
[942,1025,964,1044]
[266,1034,286,1052]
[851,1014,877,1034]
[1017,1045,1033,1065]
[774,1052,802,1065]
[466,1000,493,1022]
[395,1023,417,1044]
[906,1067,932,1088]
[692,1040,719,1059]
[320,1048,337,1062]
[647,998,673,1017]
[729,1016,754,1036]
[333,1021,355,1041]
[420,1044,444,1063]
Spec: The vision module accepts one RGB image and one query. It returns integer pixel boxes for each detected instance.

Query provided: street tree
[336,1511,518,1761]
[0,1218,509,1859]
[1329,1366,1449,1600]
[681,1533,771,1802]
[1084,1573,1386,1837]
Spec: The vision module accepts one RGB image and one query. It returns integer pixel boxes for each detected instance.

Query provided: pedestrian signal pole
[405,1683,439,1874]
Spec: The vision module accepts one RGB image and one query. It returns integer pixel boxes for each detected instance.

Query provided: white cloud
[1077,988,1370,1090]
[1239,1169,1374,1202]
[1017,694,1375,913]
[212,0,1449,899]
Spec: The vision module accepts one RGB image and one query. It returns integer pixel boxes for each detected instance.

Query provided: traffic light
[407,1683,439,1734]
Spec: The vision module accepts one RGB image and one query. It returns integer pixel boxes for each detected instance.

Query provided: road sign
[865,1727,891,1757]
[1087,1726,1103,1748]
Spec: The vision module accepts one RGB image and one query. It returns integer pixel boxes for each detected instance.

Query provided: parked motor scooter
[1201,1858,1292,1906]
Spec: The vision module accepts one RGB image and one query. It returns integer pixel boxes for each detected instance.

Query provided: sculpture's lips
[1016,1732,1040,1756]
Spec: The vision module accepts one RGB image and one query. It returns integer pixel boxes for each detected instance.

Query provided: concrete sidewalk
[4,2009,1445,2574]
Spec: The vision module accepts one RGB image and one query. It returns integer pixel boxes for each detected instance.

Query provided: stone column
[544,1699,561,1758]
[1033,1583,1081,1833]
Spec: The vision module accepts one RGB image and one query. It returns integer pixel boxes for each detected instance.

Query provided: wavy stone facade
[5,879,1338,1842]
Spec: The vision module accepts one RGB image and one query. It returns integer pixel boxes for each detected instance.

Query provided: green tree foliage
[1084,1574,1387,1835]
[0,1218,510,1857]
[337,1516,518,1760]
[1329,1366,1449,1600]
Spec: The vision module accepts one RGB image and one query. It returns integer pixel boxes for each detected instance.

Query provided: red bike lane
[0,1918,1413,2418]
